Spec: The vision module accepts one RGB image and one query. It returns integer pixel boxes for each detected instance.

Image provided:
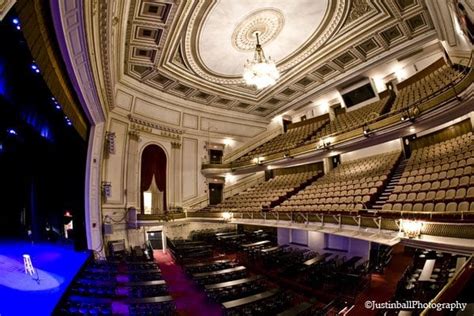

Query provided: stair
[301,119,330,144]
[379,90,397,115]
[372,158,408,210]
[268,172,323,209]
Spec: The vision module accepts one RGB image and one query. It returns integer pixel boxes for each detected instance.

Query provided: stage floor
[0,241,89,316]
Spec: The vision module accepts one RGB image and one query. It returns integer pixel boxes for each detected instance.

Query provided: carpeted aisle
[154,250,223,316]
[352,244,413,315]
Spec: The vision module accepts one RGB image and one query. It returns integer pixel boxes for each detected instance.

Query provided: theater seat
[446,202,457,212]
[423,203,434,212]
[434,202,446,212]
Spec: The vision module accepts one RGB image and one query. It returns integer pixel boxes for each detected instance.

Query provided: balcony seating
[236,119,328,162]
[391,64,463,112]
[305,96,390,144]
[212,170,321,213]
[382,132,473,212]
[275,152,400,212]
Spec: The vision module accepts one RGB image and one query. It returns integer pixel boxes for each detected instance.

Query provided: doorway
[147,230,163,250]
[209,183,223,205]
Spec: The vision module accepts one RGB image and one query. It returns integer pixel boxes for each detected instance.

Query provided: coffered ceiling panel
[116,0,435,117]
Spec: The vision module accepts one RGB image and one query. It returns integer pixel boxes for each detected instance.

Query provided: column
[126,130,140,208]
[171,141,182,208]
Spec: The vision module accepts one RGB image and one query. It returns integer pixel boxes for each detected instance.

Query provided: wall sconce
[105,132,116,155]
[253,157,263,165]
[101,181,112,198]
[400,105,420,122]
[222,211,232,222]
[401,219,423,238]
[363,124,371,137]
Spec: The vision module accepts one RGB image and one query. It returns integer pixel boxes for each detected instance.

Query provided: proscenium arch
[139,143,169,213]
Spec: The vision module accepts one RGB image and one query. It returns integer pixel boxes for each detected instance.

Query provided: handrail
[420,255,472,316]
[186,208,474,222]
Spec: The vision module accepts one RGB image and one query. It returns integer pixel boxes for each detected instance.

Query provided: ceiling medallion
[232,8,284,52]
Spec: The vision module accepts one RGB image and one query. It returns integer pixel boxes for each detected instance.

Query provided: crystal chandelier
[243,33,279,89]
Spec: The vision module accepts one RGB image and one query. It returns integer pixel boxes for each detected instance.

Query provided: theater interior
[0,0,473,315]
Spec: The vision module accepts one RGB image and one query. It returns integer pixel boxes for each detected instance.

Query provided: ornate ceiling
[121,0,435,117]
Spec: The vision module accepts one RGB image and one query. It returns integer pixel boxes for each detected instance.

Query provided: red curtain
[140,145,167,213]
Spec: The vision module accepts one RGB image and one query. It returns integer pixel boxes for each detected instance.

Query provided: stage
[0,241,89,316]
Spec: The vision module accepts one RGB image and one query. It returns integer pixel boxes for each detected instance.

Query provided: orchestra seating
[382,132,474,213]
[236,118,328,162]
[391,64,463,112]
[55,257,176,316]
[305,96,390,144]
[275,152,400,212]
[211,170,322,212]
[383,249,468,315]
[224,290,294,316]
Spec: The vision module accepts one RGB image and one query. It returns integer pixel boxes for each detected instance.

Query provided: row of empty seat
[391,64,463,112]
[275,152,400,212]
[236,119,328,162]
[382,132,473,213]
[231,61,465,164]
[212,170,321,212]
[305,96,389,144]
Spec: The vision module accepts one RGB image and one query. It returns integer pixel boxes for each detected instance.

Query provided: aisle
[352,244,413,315]
[154,250,223,316]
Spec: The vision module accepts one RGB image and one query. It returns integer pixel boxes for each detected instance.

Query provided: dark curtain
[140,145,167,213]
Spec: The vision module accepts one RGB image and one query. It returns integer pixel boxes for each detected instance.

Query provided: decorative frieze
[128,114,184,134]
[128,129,141,141]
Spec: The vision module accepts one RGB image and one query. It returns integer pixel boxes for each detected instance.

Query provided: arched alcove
[140,145,167,214]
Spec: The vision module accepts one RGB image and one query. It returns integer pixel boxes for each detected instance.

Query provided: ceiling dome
[194,0,332,79]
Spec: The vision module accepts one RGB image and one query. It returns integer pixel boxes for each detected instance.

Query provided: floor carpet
[154,250,223,316]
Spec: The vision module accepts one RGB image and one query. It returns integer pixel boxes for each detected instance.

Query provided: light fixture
[31,63,40,73]
[401,219,422,238]
[243,32,279,89]
[363,124,371,137]
[222,211,232,221]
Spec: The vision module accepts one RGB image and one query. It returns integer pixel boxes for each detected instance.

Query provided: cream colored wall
[340,139,402,163]
[100,83,269,247]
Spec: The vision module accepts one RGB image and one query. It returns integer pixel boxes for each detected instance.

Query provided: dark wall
[0,11,88,247]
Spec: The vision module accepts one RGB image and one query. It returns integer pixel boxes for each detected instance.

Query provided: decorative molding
[128,114,184,134]
[128,129,141,141]
[98,0,114,110]
[171,141,182,149]
[345,0,373,25]
[0,0,16,21]
[231,8,285,52]
[183,0,346,85]
[50,0,106,124]
[130,123,152,134]
[112,0,436,117]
